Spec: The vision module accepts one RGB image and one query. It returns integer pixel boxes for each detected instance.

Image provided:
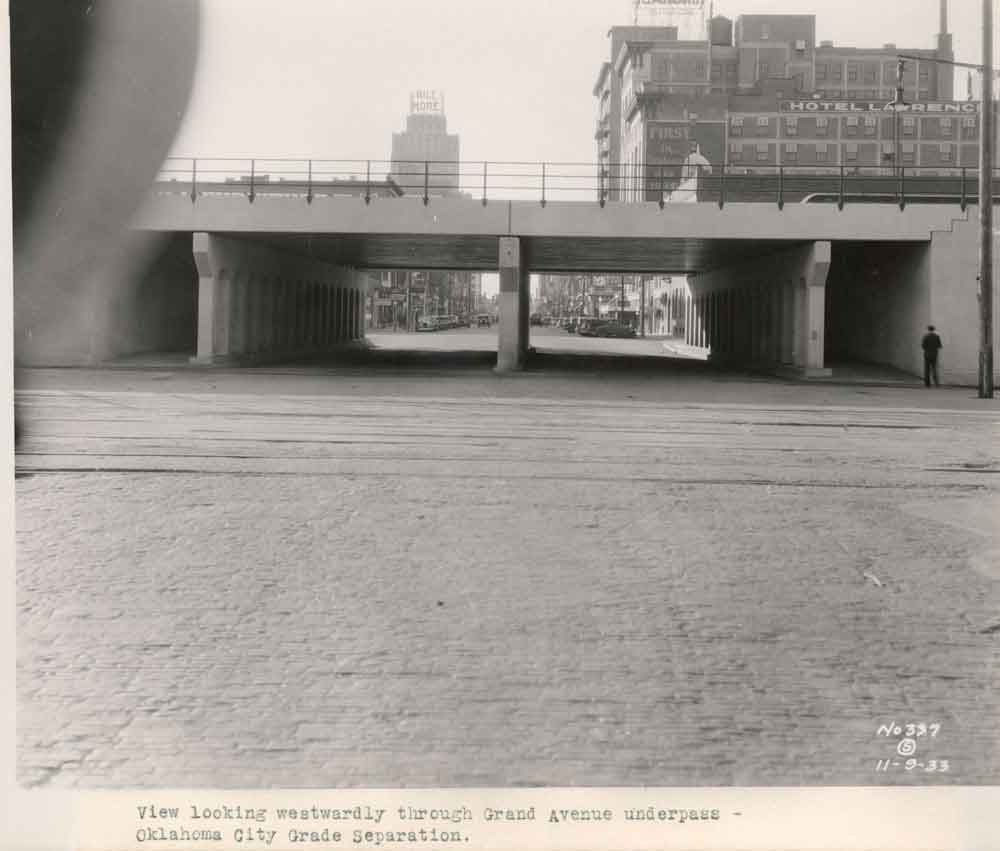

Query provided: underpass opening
[72,225,966,386]
[825,241,935,382]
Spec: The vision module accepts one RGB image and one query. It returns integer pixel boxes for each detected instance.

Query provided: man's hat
[928,325,935,331]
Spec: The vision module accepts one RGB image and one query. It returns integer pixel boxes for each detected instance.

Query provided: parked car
[576,317,607,336]
[475,314,492,327]
[433,314,460,329]
[593,321,637,338]
[417,316,439,331]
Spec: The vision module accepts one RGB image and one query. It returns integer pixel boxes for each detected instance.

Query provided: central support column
[192,233,230,362]
[794,240,832,377]
[496,237,530,372]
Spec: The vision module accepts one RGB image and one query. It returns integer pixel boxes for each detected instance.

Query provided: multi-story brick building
[594,1,992,201]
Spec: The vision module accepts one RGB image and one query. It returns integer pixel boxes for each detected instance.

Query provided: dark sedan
[576,318,608,336]
[593,322,636,338]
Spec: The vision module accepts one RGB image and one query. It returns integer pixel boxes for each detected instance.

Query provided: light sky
[170,0,996,163]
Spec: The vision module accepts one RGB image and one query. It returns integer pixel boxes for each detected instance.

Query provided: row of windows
[729,116,978,137]
[729,141,961,162]
[813,63,929,82]
[731,116,976,127]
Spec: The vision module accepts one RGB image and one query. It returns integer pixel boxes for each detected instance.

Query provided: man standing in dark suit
[921,325,943,387]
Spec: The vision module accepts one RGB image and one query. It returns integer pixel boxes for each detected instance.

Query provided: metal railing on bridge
[154,157,1000,211]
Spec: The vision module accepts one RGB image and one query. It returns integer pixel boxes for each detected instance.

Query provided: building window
[902,142,916,164]
[759,62,769,78]
[816,64,827,81]
[902,116,916,136]
[940,143,953,162]
[847,65,859,82]
[711,62,722,81]
[785,117,798,136]
[816,143,829,162]
[816,116,829,136]
[730,116,744,136]
[864,116,876,136]
[845,143,858,161]
[784,143,798,161]
[695,61,706,78]
[919,64,929,79]
[963,116,977,138]
[760,23,770,40]
[832,66,843,81]
[729,142,743,161]
[864,66,877,83]
[846,116,859,136]
[756,116,770,135]
[726,63,737,78]
[940,117,953,135]
[756,143,769,162]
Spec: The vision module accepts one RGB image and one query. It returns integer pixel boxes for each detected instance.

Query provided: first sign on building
[410,89,444,115]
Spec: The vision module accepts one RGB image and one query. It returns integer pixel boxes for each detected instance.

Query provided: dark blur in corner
[11,0,200,442]
[11,0,200,366]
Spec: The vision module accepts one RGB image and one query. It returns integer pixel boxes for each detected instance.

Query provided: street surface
[366,326,705,360]
[14,348,1000,788]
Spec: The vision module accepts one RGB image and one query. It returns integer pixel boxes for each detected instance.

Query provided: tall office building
[595,1,979,201]
[390,89,461,196]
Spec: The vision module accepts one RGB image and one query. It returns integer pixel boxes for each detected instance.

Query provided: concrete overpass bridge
[117,173,999,385]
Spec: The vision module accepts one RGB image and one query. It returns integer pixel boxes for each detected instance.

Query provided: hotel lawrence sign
[782,100,979,113]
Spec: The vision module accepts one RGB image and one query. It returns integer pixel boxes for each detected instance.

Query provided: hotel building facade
[593,2,997,201]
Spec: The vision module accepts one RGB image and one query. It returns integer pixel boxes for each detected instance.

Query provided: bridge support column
[190,233,361,364]
[793,241,832,377]
[496,237,530,372]
[193,237,230,362]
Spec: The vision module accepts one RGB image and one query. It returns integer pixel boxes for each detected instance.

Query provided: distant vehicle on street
[433,314,460,329]
[529,313,544,326]
[475,314,492,327]
[576,317,607,336]
[417,316,439,331]
[593,321,637,338]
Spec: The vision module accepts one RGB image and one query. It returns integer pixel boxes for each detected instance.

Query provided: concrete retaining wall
[826,207,1000,386]
[15,231,197,366]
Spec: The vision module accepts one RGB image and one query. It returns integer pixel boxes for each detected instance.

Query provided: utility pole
[405,271,411,331]
[620,275,626,322]
[639,276,646,336]
[978,0,994,398]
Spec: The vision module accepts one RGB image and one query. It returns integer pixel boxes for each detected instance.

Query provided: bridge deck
[132,192,970,273]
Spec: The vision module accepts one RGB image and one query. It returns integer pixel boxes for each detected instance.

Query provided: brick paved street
[14,361,1000,788]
